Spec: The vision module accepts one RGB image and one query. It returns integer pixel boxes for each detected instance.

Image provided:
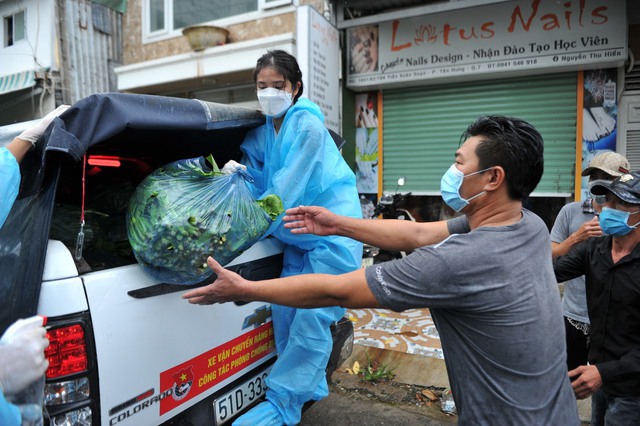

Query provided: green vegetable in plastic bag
[126,155,284,284]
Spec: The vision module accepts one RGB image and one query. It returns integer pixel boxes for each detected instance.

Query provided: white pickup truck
[0,93,354,426]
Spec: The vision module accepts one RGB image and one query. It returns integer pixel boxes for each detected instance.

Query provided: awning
[0,70,36,95]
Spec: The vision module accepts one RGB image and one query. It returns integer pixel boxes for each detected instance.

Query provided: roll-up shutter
[382,73,577,196]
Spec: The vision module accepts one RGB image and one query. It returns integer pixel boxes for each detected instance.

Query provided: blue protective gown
[236,98,362,425]
[0,148,22,424]
[0,148,21,229]
[0,390,20,426]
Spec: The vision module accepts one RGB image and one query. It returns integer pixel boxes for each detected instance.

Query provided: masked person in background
[212,50,362,426]
[554,172,640,426]
[550,152,630,371]
[0,105,68,425]
[185,115,580,425]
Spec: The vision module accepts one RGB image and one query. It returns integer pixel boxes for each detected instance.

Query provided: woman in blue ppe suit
[0,133,34,228]
[0,105,68,227]
[0,106,67,425]
[232,50,362,426]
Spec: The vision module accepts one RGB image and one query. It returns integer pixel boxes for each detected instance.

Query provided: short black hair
[252,50,304,103]
[462,115,544,200]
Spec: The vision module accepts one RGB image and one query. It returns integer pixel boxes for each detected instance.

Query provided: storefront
[339,0,629,225]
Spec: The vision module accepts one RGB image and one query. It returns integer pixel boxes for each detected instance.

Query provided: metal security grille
[624,62,640,92]
[626,129,640,170]
[382,73,578,196]
[621,62,640,171]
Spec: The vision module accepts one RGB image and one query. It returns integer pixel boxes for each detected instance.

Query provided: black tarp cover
[0,93,265,333]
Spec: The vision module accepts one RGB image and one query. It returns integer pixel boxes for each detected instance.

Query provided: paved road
[299,369,457,426]
[300,388,456,425]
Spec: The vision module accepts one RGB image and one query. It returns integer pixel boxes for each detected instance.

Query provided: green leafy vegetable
[257,194,285,220]
[126,155,283,284]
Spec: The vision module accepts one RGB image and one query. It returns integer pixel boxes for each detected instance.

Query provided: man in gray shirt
[183,116,579,425]
[550,152,630,370]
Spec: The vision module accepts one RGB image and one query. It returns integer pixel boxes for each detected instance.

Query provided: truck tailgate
[83,263,276,425]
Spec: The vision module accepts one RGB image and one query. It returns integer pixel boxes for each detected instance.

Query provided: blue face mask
[440,164,491,212]
[598,207,640,237]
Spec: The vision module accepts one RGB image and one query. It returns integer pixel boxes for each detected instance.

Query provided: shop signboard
[297,5,340,133]
[346,0,626,90]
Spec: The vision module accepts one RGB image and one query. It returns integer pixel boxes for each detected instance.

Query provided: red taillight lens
[45,324,88,379]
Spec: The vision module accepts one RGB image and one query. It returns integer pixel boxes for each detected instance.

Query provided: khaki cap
[581,151,630,177]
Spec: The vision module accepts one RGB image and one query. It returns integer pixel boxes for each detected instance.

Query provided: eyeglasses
[593,193,611,205]
[594,192,640,211]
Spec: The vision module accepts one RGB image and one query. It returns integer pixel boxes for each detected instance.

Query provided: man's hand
[18,105,70,147]
[182,257,248,305]
[282,206,339,236]
[568,364,602,399]
[572,217,602,244]
[552,216,603,259]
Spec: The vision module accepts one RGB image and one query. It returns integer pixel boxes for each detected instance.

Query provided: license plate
[361,257,374,268]
[214,365,272,425]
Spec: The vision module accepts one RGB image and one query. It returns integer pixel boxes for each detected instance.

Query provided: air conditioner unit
[618,61,640,171]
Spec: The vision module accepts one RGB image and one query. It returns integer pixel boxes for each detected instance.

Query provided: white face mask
[257,87,293,118]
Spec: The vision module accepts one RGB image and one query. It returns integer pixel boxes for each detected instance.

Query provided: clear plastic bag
[126,155,282,284]
[440,389,457,415]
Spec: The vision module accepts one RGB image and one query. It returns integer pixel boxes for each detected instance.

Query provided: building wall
[0,0,122,124]
[0,0,57,77]
[122,0,325,66]
[57,0,123,104]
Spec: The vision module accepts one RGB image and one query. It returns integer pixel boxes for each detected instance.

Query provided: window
[260,0,293,9]
[144,0,292,38]
[4,10,25,47]
[173,0,257,29]
[149,0,164,33]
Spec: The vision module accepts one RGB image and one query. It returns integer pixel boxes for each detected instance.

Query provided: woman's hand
[0,326,49,395]
[18,105,70,147]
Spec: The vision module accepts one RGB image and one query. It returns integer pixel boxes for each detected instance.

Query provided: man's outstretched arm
[182,257,380,309]
[283,206,452,252]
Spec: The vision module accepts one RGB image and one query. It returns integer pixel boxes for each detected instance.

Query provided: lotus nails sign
[346,0,627,89]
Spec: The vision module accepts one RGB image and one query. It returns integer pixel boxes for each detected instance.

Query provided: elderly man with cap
[549,151,631,371]
[554,170,640,426]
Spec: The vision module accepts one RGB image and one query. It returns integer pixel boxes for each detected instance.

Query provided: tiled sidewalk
[346,308,444,359]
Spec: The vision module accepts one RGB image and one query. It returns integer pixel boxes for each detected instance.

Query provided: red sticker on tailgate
[159,322,275,415]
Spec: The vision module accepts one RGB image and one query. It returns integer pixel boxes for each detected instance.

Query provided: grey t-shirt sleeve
[364,247,455,311]
[363,216,469,311]
[447,215,470,234]
[549,203,572,243]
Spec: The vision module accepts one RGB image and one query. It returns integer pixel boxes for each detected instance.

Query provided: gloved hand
[0,326,49,395]
[18,105,70,147]
[221,160,247,174]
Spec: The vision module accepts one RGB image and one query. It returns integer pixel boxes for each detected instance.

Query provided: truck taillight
[45,377,90,405]
[50,407,92,425]
[45,324,88,379]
